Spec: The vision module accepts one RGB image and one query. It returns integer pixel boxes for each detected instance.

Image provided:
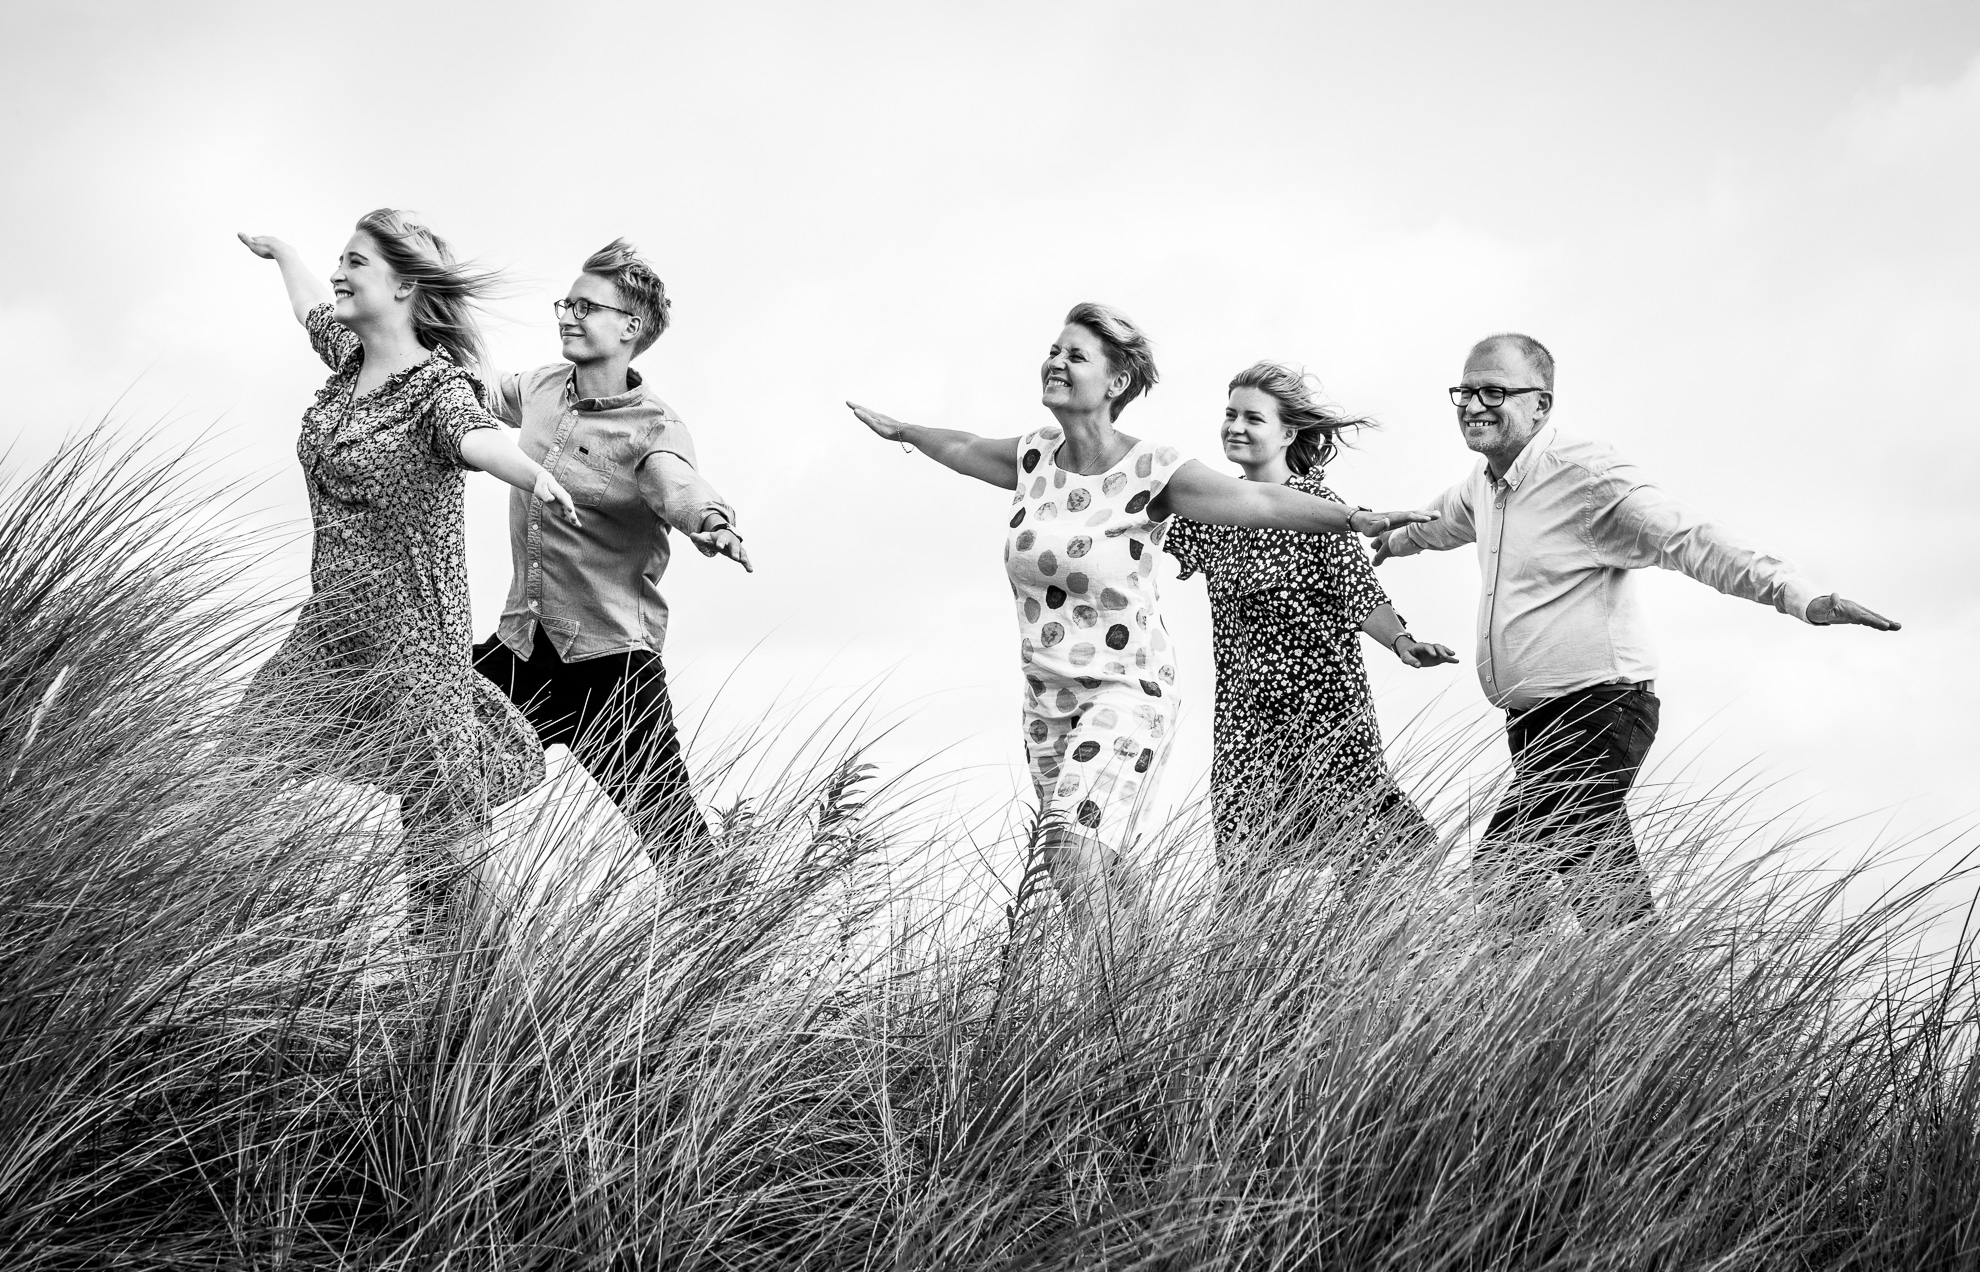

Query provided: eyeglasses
[553,298,637,322]
[1449,385,1547,408]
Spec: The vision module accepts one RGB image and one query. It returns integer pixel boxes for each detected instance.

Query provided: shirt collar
[564,365,646,412]
[1492,422,1556,492]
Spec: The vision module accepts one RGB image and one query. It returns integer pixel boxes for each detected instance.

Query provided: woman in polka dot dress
[238,212,582,935]
[848,303,1439,924]
[1166,363,1459,888]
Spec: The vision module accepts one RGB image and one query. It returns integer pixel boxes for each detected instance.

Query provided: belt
[1508,679,1655,718]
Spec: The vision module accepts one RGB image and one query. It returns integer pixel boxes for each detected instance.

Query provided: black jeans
[1477,684,1659,932]
[473,635,713,862]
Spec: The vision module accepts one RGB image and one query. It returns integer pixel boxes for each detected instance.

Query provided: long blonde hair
[1228,362,1375,476]
[354,208,501,369]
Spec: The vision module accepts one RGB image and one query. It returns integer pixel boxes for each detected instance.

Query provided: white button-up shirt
[1383,425,1819,711]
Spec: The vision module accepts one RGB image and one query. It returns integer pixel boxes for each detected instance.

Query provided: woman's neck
[1238,454,1295,485]
[350,315,430,386]
[1050,405,1127,473]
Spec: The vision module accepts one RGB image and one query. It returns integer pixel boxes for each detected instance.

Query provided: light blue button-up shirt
[1384,425,1818,711]
[487,365,735,662]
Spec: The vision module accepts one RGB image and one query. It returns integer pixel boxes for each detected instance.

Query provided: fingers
[1388,508,1439,526]
[1424,643,1460,665]
[236,231,273,258]
[1395,646,1421,668]
[1370,542,1394,567]
[1837,597,1901,631]
[726,539,754,573]
[541,479,581,527]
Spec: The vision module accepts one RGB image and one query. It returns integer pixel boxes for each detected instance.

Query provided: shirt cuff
[1780,577,1823,624]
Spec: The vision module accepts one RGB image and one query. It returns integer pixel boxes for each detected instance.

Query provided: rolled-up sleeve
[639,451,736,536]
[1592,479,1820,622]
[484,369,525,427]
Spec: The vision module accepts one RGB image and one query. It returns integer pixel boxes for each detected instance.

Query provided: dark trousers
[473,635,713,862]
[1476,684,1659,932]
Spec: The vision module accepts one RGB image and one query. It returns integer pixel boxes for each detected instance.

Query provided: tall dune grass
[2,433,1976,1269]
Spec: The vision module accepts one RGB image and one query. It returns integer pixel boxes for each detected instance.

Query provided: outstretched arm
[458,428,583,527]
[1156,459,1437,537]
[1360,603,1461,668]
[1371,479,1477,565]
[1598,482,1900,631]
[237,233,332,325]
[845,403,1021,490]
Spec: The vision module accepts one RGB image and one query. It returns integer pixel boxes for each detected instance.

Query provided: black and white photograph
[1,1,1974,1266]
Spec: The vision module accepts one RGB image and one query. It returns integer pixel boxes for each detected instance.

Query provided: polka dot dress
[1005,426,1184,853]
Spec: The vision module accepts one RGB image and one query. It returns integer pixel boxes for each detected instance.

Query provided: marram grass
[1,432,1976,1271]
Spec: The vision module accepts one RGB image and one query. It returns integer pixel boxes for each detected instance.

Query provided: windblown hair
[352,208,501,370]
[582,238,672,356]
[1228,362,1377,477]
[1472,332,1556,392]
[1064,302,1157,420]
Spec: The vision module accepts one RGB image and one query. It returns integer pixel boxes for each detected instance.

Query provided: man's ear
[622,315,642,347]
[1533,390,1553,420]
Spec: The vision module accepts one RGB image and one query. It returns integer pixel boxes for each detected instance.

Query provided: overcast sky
[3,0,1974,916]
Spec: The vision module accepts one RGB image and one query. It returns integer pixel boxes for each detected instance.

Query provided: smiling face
[557,272,641,366]
[328,232,408,326]
[1221,385,1295,476]
[1040,324,1126,416]
[1455,339,1552,474]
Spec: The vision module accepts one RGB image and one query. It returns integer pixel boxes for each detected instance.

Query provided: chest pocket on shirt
[559,420,633,508]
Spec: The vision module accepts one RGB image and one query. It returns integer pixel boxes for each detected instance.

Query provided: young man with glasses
[474,239,750,866]
[1373,333,1898,935]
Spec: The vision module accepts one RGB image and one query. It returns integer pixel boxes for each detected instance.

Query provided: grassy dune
[2,436,1976,1270]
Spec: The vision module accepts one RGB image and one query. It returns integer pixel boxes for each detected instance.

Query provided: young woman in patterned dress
[1166,363,1459,892]
[847,304,1438,926]
[237,210,582,935]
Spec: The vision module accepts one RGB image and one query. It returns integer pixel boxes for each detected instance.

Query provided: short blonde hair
[583,238,672,356]
[1064,302,1157,420]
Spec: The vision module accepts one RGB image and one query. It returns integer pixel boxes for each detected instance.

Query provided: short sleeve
[424,370,497,469]
[1313,483,1393,626]
[304,303,360,371]
[1165,516,1206,578]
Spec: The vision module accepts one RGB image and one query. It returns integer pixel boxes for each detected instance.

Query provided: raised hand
[534,470,582,528]
[1808,593,1900,631]
[846,402,907,442]
[236,231,288,259]
[689,525,752,572]
[1395,637,1460,669]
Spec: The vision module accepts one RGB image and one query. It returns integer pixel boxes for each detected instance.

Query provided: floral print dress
[1165,470,1428,857]
[244,303,543,832]
[1005,426,1185,854]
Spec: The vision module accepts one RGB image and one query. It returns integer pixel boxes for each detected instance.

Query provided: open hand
[690,525,752,572]
[1350,508,1438,539]
[1808,593,1900,631]
[534,471,582,527]
[1395,637,1460,669]
[846,401,907,442]
[236,231,288,259]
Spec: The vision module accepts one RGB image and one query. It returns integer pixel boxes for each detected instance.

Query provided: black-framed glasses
[1449,385,1547,408]
[553,298,637,322]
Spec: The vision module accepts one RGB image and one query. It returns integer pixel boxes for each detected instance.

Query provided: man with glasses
[474,239,750,868]
[1373,333,1897,934]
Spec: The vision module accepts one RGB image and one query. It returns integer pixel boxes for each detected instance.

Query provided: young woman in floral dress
[238,210,580,934]
[1166,363,1460,892]
[848,305,1437,927]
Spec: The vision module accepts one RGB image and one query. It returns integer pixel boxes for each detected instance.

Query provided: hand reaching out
[846,402,906,442]
[1807,593,1900,631]
[1350,508,1437,539]
[236,231,288,259]
[690,525,752,572]
[1394,637,1460,669]
[534,470,582,527]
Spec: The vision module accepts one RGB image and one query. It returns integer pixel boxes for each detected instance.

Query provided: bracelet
[1390,631,1415,655]
[1351,505,1373,532]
